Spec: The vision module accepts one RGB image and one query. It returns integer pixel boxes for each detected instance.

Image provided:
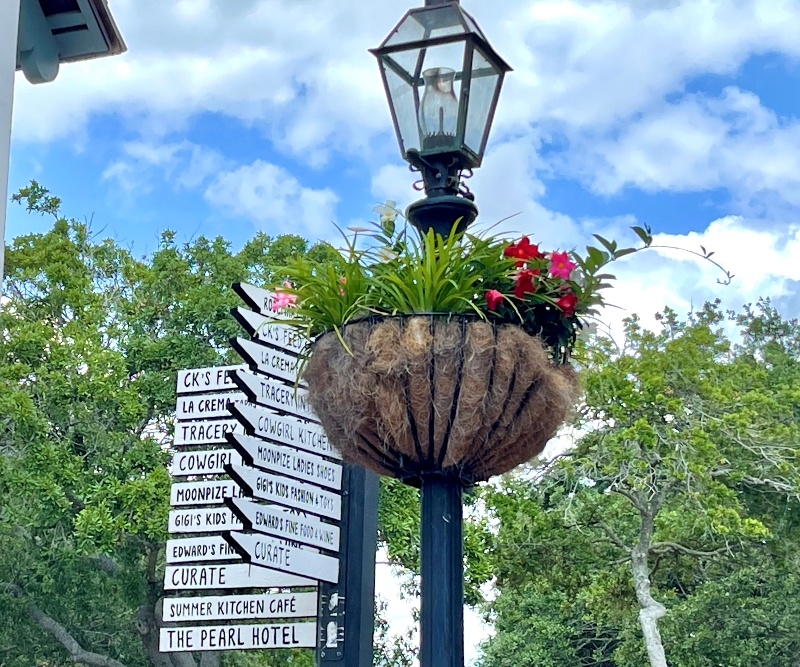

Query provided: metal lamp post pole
[419,475,464,667]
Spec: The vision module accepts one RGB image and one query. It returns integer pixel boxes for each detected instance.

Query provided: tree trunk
[631,518,668,667]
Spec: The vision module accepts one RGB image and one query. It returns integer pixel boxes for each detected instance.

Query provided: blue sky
[8,0,800,330]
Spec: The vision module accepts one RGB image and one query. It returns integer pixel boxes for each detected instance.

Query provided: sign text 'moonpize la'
[163,563,314,590]
[171,449,242,477]
[231,337,306,386]
[175,392,247,421]
[160,591,318,623]
[231,307,305,355]
[229,402,337,459]
[230,369,318,422]
[227,463,341,520]
[169,480,243,507]
[166,535,241,563]
[159,621,316,652]
[174,419,242,446]
[176,365,246,395]
[228,432,341,490]
[168,507,243,534]
[227,497,340,552]
[224,531,339,584]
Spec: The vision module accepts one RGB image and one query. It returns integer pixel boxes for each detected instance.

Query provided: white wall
[1,0,21,289]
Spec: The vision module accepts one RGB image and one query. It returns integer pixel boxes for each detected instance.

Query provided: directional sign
[174,419,242,446]
[160,591,318,623]
[170,480,244,507]
[159,621,317,652]
[166,536,242,563]
[231,307,305,355]
[169,507,243,534]
[225,531,339,584]
[163,563,314,590]
[176,392,248,421]
[233,282,295,320]
[171,449,242,477]
[230,369,318,422]
[229,404,339,460]
[227,463,341,520]
[228,432,342,490]
[227,497,340,552]
[177,365,247,394]
[231,337,306,386]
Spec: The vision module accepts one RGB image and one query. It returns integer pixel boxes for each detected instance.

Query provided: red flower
[504,236,544,266]
[485,289,504,310]
[514,268,539,299]
[556,291,578,316]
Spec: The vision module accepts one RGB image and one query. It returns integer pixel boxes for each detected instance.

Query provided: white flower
[373,200,399,225]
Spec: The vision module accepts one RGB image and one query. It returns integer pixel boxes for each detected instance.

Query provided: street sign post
[160,285,379,663]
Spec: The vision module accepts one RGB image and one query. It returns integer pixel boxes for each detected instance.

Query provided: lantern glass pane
[464,48,500,156]
[385,5,466,48]
[382,60,421,154]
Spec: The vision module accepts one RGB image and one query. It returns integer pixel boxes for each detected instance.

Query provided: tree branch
[1,584,128,667]
[596,521,632,554]
[648,541,730,559]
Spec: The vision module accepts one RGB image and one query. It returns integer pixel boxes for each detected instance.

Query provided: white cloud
[13,0,800,160]
[102,140,226,193]
[204,159,338,237]
[559,87,800,215]
[596,215,800,342]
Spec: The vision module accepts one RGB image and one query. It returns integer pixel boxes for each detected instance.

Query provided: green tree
[0,183,336,667]
[479,301,800,666]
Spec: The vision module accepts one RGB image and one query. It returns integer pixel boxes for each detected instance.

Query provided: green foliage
[479,302,800,666]
[272,211,660,362]
[0,183,341,667]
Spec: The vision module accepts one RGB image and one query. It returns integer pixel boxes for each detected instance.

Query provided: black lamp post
[371,0,511,236]
[371,4,511,667]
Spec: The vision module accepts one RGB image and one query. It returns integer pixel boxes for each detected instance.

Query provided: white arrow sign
[233,282,295,320]
[232,337,306,386]
[231,369,318,422]
[161,591,318,623]
[229,404,339,460]
[174,419,242,446]
[228,432,342,490]
[170,480,244,506]
[163,563,313,590]
[166,536,242,563]
[225,531,339,584]
[176,365,247,395]
[168,507,243,534]
[228,463,341,520]
[231,307,305,355]
[175,392,248,421]
[171,449,242,477]
[227,497,340,552]
[159,622,316,652]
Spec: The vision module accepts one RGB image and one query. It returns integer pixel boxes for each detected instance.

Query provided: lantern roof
[373,1,511,74]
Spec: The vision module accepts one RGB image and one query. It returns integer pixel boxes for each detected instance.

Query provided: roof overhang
[16,0,127,84]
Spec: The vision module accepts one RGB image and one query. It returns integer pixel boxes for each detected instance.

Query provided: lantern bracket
[405,149,477,237]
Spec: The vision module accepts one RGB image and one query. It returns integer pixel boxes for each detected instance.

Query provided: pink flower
[485,289,504,310]
[548,251,577,280]
[272,282,297,311]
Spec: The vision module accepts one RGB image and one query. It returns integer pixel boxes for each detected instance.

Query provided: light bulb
[418,67,458,150]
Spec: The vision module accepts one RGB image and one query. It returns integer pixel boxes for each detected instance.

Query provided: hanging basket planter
[304,314,578,484]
